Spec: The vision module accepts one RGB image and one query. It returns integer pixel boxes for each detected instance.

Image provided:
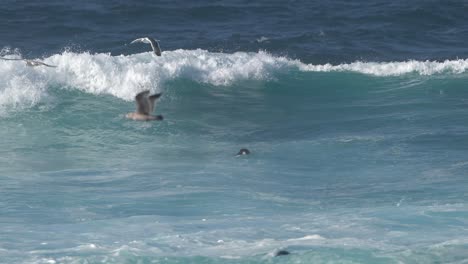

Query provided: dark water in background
[2,1,468,62]
[1,1,468,263]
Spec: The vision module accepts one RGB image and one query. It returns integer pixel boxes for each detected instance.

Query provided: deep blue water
[1,1,468,263]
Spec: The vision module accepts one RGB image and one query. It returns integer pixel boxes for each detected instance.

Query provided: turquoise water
[2,1,468,263]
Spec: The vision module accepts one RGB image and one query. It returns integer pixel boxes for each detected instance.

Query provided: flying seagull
[130,37,162,56]
[0,57,57,68]
[126,90,163,121]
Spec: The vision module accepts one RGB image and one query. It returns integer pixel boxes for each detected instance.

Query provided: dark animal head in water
[274,250,290,256]
[236,148,250,156]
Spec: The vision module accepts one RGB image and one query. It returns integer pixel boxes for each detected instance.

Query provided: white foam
[287,234,325,241]
[430,238,468,248]
[0,59,50,113]
[299,59,468,76]
[1,49,468,112]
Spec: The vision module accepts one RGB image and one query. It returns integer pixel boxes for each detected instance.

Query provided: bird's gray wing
[135,90,150,114]
[0,57,23,61]
[26,60,57,68]
[148,93,162,113]
[148,38,162,56]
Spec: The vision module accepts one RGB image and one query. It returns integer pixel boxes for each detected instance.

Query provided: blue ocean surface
[1,1,468,263]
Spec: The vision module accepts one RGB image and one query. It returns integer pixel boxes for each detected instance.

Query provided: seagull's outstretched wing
[131,37,162,56]
[148,93,162,113]
[1,57,57,67]
[25,60,57,68]
[147,38,162,56]
[135,90,150,114]
[0,57,23,61]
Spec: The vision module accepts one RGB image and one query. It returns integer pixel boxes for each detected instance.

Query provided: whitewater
[2,49,468,112]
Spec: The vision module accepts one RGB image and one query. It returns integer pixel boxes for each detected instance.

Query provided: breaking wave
[1,48,468,111]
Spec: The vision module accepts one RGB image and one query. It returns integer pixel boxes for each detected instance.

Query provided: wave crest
[1,48,468,111]
[300,59,468,76]
[49,49,296,100]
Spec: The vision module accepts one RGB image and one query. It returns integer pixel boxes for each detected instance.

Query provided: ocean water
[1,1,468,263]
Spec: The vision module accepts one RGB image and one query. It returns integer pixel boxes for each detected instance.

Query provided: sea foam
[300,59,468,76]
